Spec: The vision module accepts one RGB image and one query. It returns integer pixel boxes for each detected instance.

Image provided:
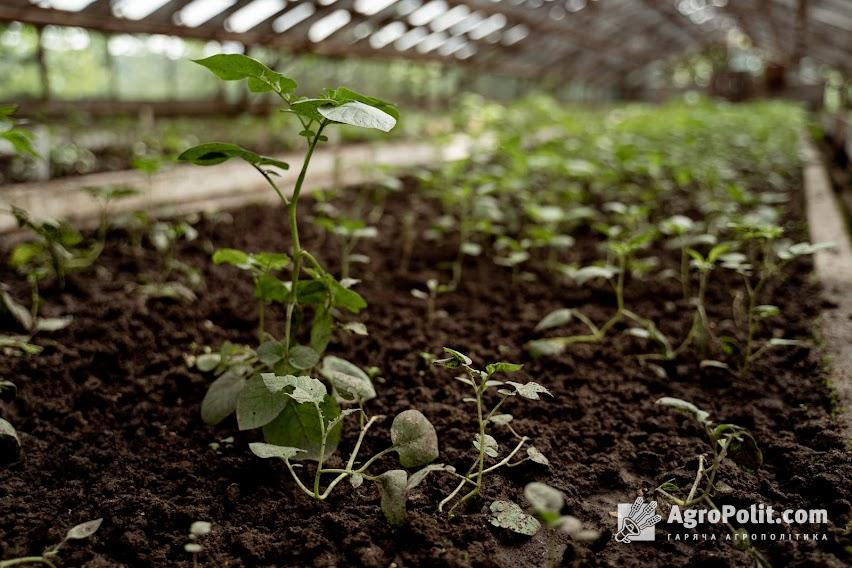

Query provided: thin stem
[0,558,57,568]
[283,121,328,356]
[313,402,327,498]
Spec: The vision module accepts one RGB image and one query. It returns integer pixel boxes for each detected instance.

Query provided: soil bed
[0,179,850,567]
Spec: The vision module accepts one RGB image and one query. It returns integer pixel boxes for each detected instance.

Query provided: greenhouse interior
[1,0,851,566]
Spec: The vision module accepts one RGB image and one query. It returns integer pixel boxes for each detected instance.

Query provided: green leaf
[319,355,376,402]
[391,409,439,468]
[327,87,400,121]
[310,308,333,354]
[262,395,341,461]
[527,446,550,466]
[248,442,304,460]
[526,338,567,358]
[0,417,21,465]
[178,142,289,170]
[319,101,396,132]
[64,518,103,541]
[489,500,541,536]
[236,374,289,430]
[289,345,320,370]
[489,413,513,426]
[290,98,335,122]
[485,362,523,376]
[406,463,455,490]
[473,434,499,458]
[1,129,38,157]
[193,54,296,94]
[213,248,251,268]
[255,273,289,303]
[505,381,552,400]
[1,288,33,331]
[251,252,290,271]
[524,482,564,516]
[374,470,408,527]
[201,368,247,425]
[262,373,327,404]
[534,308,573,332]
[257,341,285,366]
[35,317,72,332]
[433,347,472,368]
[330,280,367,313]
[196,353,221,372]
[296,279,329,305]
[656,396,710,425]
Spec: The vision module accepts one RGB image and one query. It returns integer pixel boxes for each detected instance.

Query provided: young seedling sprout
[489,482,598,568]
[184,521,212,568]
[0,518,102,568]
[211,249,290,341]
[655,397,768,567]
[314,216,378,280]
[248,371,443,526]
[722,222,832,373]
[81,185,140,257]
[433,348,552,517]
[528,230,666,357]
[410,279,452,323]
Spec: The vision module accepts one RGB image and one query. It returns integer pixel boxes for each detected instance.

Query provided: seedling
[179,54,397,393]
[82,185,140,255]
[184,521,212,568]
[0,285,70,355]
[721,222,831,373]
[433,348,552,516]
[410,279,452,323]
[655,397,767,566]
[133,219,201,303]
[248,374,441,526]
[528,230,663,357]
[658,214,715,302]
[7,206,97,291]
[212,249,290,341]
[493,237,531,286]
[314,216,378,280]
[490,482,598,567]
[0,518,102,568]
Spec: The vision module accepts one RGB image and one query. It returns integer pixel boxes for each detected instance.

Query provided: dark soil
[0,178,850,568]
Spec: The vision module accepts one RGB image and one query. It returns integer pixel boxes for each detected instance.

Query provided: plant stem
[313,402,327,498]
[0,558,57,568]
[447,377,488,517]
[283,121,328,357]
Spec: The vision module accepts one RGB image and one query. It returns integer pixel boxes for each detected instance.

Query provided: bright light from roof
[176,0,237,27]
[430,5,469,31]
[416,30,447,53]
[565,0,586,13]
[273,2,315,32]
[455,43,476,59]
[355,0,398,15]
[409,1,447,26]
[437,35,465,56]
[308,9,351,42]
[396,0,422,16]
[450,12,483,36]
[31,0,95,11]
[395,26,428,51]
[113,0,171,20]
[369,21,406,48]
[502,24,529,45]
[226,0,285,33]
[469,13,506,40]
